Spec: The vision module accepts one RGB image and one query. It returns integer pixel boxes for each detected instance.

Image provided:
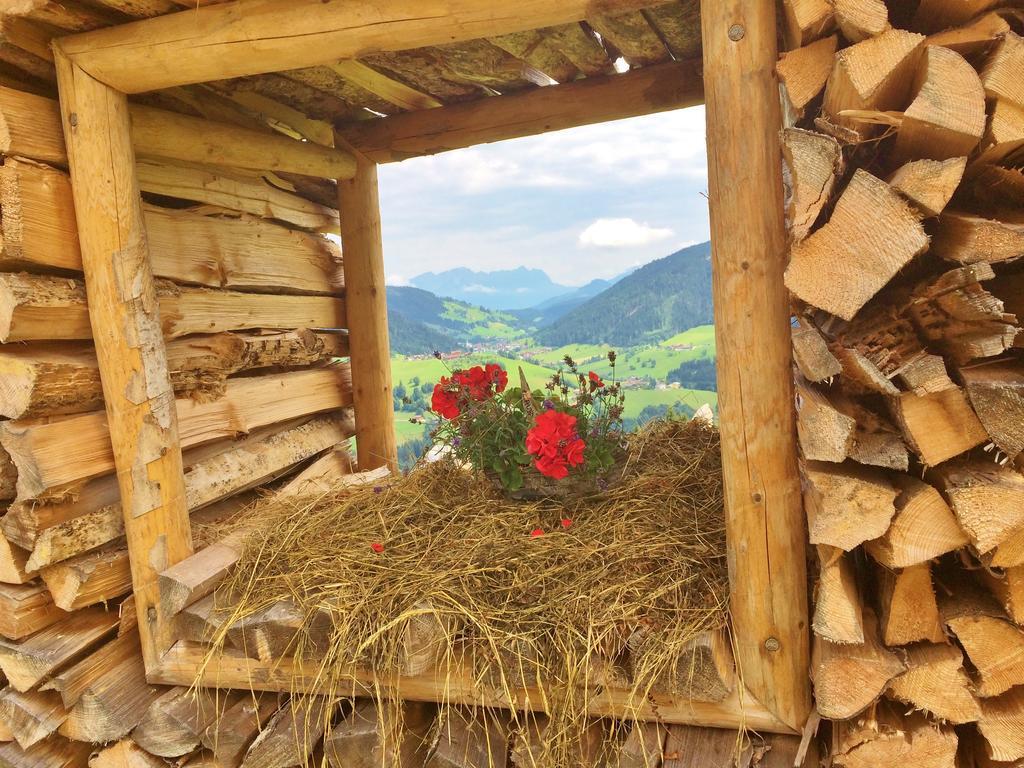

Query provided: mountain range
[408,267,573,310]
[387,241,714,352]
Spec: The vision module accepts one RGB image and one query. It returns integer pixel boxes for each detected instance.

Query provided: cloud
[387,273,410,286]
[462,283,498,293]
[579,218,675,249]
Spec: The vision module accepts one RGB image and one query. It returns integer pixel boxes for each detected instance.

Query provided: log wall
[779,4,1024,765]
[0,79,361,765]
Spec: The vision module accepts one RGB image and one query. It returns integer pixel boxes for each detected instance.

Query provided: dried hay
[199,418,731,767]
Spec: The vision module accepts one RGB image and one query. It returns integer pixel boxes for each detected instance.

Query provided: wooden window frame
[51,0,810,736]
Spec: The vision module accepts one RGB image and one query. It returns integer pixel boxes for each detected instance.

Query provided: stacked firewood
[779,2,1024,765]
[0,79,359,766]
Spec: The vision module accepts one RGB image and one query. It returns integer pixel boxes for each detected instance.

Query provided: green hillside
[534,242,713,347]
[387,286,530,353]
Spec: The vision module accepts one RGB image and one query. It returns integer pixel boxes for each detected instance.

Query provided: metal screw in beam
[728,24,745,41]
[765,637,781,652]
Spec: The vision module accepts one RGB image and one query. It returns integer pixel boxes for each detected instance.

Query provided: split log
[812,545,864,644]
[824,299,927,385]
[0,735,90,767]
[887,157,966,217]
[136,160,339,232]
[43,628,142,707]
[200,693,279,766]
[274,445,354,497]
[0,272,346,343]
[427,710,510,768]
[0,330,345,419]
[0,688,66,748]
[796,381,855,463]
[324,700,433,768]
[0,158,343,295]
[832,0,889,42]
[627,627,735,702]
[223,599,333,661]
[926,11,1013,57]
[54,629,164,742]
[777,36,838,115]
[618,723,666,768]
[0,529,29,585]
[891,45,986,163]
[821,29,924,141]
[1,368,352,505]
[913,0,1006,34]
[887,642,981,724]
[781,0,835,48]
[39,544,130,610]
[242,697,334,768]
[0,606,117,692]
[981,30,1024,108]
[133,688,239,759]
[830,703,958,768]
[931,211,1024,266]
[978,687,1024,763]
[840,399,909,471]
[941,587,1024,697]
[792,319,841,383]
[0,448,14,503]
[23,414,353,570]
[975,97,1024,166]
[174,593,221,646]
[811,608,905,720]
[961,359,1024,460]
[804,462,898,551]
[785,169,928,320]
[889,388,988,466]
[895,354,956,396]
[89,739,169,768]
[782,128,842,241]
[980,565,1024,625]
[0,582,65,640]
[876,563,946,645]
[932,461,1024,568]
[864,474,968,568]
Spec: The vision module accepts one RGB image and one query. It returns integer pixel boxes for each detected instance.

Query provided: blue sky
[377,105,710,288]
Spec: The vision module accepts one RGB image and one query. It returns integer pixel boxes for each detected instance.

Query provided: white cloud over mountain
[579,218,675,248]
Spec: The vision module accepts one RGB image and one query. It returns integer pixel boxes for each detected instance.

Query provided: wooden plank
[0,607,118,692]
[0,330,345,420]
[0,273,345,343]
[0,157,343,295]
[328,60,442,111]
[2,370,352,507]
[338,59,703,163]
[153,642,796,734]
[56,0,666,93]
[0,85,352,178]
[700,0,811,733]
[337,152,396,472]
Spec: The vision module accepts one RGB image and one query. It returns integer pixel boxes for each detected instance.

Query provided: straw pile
[202,418,729,766]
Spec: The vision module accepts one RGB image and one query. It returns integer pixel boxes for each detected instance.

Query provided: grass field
[619,386,717,419]
[660,324,716,349]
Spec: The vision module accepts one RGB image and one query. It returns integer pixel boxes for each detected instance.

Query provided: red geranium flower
[561,518,574,529]
[588,371,604,389]
[453,366,491,400]
[530,528,544,539]
[431,378,460,419]
[486,363,508,393]
[370,542,384,553]
[526,410,586,480]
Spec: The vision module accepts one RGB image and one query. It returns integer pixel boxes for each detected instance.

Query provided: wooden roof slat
[192,85,336,146]
[0,17,54,82]
[329,60,443,112]
[0,0,124,32]
[544,22,617,77]
[85,0,181,16]
[361,50,479,103]
[205,73,359,125]
[644,1,703,61]
[589,10,673,68]
[280,66,395,116]
[489,29,580,84]
[431,39,536,94]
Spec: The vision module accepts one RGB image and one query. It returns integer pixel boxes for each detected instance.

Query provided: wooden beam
[339,59,704,163]
[328,60,442,112]
[129,104,356,179]
[700,0,812,733]
[56,0,663,94]
[337,151,397,472]
[53,50,193,668]
[153,642,796,735]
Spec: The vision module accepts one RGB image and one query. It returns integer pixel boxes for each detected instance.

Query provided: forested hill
[534,241,713,346]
